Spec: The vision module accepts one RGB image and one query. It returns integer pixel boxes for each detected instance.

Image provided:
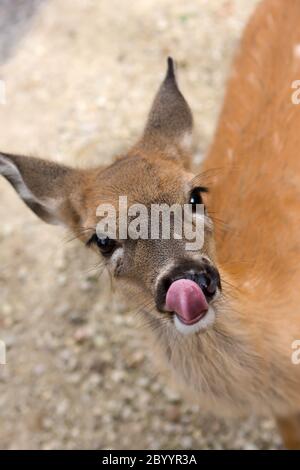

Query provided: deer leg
[276,414,300,449]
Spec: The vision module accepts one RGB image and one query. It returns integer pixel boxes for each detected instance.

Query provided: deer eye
[87,234,116,256]
[189,187,208,212]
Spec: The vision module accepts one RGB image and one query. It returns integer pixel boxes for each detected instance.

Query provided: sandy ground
[0,0,282,450]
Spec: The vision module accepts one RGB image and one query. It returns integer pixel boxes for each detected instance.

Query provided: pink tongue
[166,279,208,325]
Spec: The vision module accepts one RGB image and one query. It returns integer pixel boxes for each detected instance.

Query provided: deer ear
[142,57,193,157]
[0,152,82,226]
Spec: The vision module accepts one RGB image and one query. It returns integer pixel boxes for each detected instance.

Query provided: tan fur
[1,0,300,448]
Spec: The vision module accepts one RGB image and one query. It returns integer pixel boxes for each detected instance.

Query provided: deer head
[0,58,221,337]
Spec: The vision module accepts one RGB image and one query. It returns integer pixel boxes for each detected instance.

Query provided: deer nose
[155,261,221,313]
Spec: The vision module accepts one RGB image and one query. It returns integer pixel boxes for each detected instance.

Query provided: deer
[1,0,300,449]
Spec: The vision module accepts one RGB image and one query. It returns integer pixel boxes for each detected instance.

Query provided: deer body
[1,0,300,449]
[201,0,300,416]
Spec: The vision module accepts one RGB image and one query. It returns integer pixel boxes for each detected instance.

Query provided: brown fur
[201,0,300,445]
[1,0,300,448]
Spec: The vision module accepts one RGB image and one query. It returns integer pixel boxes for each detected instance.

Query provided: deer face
[0,58,221,336]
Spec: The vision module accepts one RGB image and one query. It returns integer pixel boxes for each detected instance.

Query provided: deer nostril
[206,275,217,296]
[162,277,172,292]
[196,273,209,291]
[197,274,214,298]
[196,270,219,299]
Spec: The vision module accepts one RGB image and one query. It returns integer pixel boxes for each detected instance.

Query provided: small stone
[165,405,181,423]
[55,303,70,317]
[1,303,12,316]
[73,326,93,343]
[126,350,144,368]
[56,399,69,416]
[69,311,86,325]
[111,369,126,383]
[93,335,106,349]
[181,436,193,449]
[57,274,67,286]
[164,388,181,404]
[33,363,46,376]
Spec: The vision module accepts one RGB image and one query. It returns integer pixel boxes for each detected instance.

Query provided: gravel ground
[0,0,282,450]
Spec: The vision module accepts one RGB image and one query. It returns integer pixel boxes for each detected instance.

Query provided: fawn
[1,0,300,449]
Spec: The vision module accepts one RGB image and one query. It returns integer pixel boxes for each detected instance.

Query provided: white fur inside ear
[174,306,216,335]
[0,154,63,225]
[0,154,37,204]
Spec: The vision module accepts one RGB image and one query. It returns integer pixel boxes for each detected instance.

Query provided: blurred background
[0,0,281,450]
